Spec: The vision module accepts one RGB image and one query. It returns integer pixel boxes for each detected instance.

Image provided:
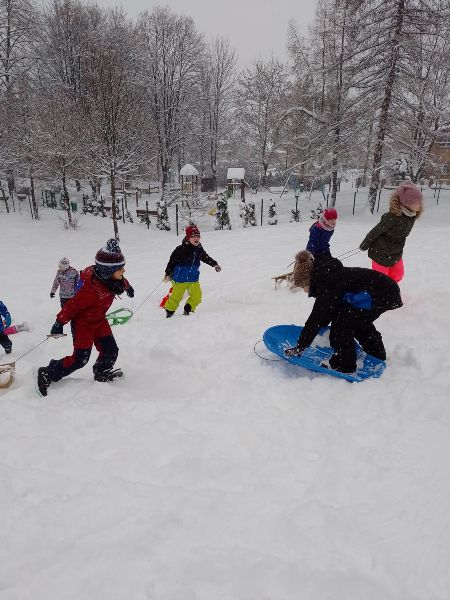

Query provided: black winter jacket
[297,255,403,351]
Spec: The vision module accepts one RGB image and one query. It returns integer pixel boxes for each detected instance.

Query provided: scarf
[318,215,336,231]
[93,271,126,295]
[401,205,416,217]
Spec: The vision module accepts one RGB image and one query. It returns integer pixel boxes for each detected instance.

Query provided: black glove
[284,345,304,358]
[126,285,134,298]
[50,321,64,336]
[50,292,55,298]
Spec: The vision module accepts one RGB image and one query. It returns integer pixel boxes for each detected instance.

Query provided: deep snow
[1,185,450,600]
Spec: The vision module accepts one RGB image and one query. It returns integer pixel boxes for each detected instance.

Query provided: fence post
[326,193,329,208]
[376,189,382,212]
[352,191,356,215]
[437,186,441,205]
[1,187,9,213]
[28,195,34,219]
[260,198,263,226]
[135,189,139,208]
[176,204,179,236]
[121,198,125,223]
[145,200,150,229]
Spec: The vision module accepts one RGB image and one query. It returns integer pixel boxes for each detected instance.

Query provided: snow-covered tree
[215,192,232,230]
[267,200,277,225]
[139,7,203,188]
[200,37,236,190]
[236,58,289,185]
[240,200,259,227]
[156,200,170,231]
[82,10,148,240]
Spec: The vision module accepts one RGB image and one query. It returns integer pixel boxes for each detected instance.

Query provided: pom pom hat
[396,181,423,211]
[58,257,70,271]
[95,239,125,279]
[185,225,200,239]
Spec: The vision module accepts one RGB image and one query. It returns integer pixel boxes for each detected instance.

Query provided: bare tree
[200,37,236,190]
[81,10,148,239]
[139,6,204,189]
[0,0,36,187]
[236,57,289,186]
[352,0,448,210]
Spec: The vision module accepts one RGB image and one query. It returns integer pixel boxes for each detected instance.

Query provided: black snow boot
[183,303,192,316]
[94,368,123,382]
[165,310,174,318]
[5,346,12,354]
[37,367,51,397]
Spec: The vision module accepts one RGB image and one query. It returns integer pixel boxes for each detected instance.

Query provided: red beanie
[185,225,200,239]
[323,208,337,220]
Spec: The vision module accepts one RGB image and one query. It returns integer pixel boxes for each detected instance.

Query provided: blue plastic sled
[263,325,386,382]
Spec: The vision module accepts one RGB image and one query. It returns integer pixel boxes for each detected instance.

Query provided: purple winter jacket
[51,266,79,298]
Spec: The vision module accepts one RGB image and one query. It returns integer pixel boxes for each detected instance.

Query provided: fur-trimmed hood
[389,193,423,217]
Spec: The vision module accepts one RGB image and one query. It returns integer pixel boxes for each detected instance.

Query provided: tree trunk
[262,161,268,186]
[362,121,374,187]
[368,0,405,212]
[110,172,119,241]
[29,173,38,219]
[62,169,72,227]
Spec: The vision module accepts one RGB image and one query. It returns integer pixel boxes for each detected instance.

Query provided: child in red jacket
[37,239,134,396]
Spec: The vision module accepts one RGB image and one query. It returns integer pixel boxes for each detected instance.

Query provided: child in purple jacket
[50,257,79,337]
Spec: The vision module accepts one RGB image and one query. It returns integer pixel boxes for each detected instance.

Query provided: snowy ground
[1,185,450,600]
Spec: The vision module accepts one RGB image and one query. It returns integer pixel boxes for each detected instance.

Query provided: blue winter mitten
[284,345,304,358]
[126,286,135,298]
[50,321,64,336]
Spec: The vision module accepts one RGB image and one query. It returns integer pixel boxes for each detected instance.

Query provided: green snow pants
[165,280,202,313]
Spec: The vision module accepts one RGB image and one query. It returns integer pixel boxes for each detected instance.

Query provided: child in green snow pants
[165,281,202,312]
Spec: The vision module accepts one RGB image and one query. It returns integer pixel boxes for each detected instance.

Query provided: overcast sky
[94,0,317,68]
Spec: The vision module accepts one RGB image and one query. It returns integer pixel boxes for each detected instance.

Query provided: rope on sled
[133,280,164,316]
[253,340,283,362]
[285,247,362,269]
[4,336,50,366]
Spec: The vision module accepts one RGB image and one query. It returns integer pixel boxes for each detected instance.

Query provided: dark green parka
[360,197,420,266]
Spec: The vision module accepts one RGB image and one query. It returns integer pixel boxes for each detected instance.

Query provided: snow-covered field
[1,185,450,600]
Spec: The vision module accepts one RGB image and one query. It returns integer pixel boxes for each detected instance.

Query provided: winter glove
[126,286,135,298]
[50,292,55,298]
[50,321,64,336]
[214,265,222,272]
[284,345,304,358]
[163,275,171,283]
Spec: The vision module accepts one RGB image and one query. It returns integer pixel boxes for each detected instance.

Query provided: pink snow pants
[372,259,404,282]
[3,325,18,335]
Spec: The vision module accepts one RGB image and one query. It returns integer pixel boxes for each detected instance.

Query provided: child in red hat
[306,207,338,257]
[360,181,423,282]
[163,225,221,317]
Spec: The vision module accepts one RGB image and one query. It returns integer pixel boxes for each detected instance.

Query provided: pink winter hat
[396,181,423,210]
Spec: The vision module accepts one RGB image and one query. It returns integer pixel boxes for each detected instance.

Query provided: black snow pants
[329,305,386,373]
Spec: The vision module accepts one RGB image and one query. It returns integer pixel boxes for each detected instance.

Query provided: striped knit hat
[95,239,125,279]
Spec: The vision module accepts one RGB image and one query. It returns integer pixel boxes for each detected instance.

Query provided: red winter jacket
[56,266,129,326]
